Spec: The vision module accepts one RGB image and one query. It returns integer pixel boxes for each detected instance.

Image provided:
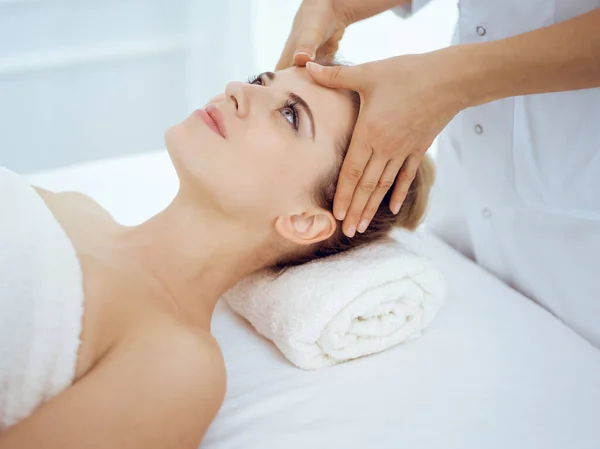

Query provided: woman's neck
[115,192,273,330]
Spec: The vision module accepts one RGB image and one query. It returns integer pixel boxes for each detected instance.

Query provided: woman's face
[165,67,356,233]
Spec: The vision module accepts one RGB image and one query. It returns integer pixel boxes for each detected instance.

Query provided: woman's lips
[195,105,227,138]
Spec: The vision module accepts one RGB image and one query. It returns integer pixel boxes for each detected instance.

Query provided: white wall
[0,0,457,173]
[0,0,254,172]
[251,0,457,69]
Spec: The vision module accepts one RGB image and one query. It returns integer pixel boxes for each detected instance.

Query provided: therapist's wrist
[436,42,515,109]
[416,46,484,114]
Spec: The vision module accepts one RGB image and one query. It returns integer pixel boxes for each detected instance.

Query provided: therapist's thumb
[306,62,361,90]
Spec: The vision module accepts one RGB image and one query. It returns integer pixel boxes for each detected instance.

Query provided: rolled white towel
[222,238,446,370]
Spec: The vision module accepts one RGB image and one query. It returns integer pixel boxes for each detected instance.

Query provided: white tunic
[395,0,600,347]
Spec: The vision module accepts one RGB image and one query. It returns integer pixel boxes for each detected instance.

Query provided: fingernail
[392,203,401,215]
[357,219,369,233]
[335,209,347,221]
[306,62,323,72]
[346,226,356,238]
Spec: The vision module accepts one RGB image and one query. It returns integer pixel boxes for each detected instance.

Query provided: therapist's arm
[455,8,600,107]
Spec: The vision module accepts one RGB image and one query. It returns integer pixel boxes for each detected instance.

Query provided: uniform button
[476,26,486,36]
[481,207,492,219]
[474,124,483,134]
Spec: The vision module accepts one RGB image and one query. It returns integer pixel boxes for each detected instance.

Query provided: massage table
[26,151,600,449]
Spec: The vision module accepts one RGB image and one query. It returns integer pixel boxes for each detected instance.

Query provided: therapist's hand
[276,0,350,70]
[306,52,466,237]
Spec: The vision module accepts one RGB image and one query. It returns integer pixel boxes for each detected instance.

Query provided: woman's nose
[225,81,249,117]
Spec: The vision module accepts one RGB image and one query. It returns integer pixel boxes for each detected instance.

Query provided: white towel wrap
[0,168,84,430]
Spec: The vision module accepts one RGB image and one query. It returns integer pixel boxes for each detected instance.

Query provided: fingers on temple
[343,155,389,237]
[333,139,372,222]
[390,154,421,213]
[308,64,359,90]
[359,159,404,230]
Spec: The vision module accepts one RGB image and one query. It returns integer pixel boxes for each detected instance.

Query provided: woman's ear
[275,210,337,246]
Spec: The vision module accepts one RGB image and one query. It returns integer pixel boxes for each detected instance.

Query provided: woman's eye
[280,101,299,131]
[281,108,295,125]
[247,75,263,86]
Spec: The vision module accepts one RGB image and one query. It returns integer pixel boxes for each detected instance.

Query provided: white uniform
[395,0,600,347]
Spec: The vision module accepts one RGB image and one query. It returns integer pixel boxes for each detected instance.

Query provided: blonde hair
[273,58,435,269]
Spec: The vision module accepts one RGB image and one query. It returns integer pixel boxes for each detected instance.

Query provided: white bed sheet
[26,151,600,449]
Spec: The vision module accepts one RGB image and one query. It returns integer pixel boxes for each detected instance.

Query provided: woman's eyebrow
[289,92,315,140]
[262,71,315,140]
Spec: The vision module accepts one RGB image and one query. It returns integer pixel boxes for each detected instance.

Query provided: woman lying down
[0,62,434,448]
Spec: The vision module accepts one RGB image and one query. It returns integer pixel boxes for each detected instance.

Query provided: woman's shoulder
[34,186,115,222]
[5,316,228,448]
[107,316,226,392]
[158,321,226,376]
[89,317,227,427]
[59,191,115,222]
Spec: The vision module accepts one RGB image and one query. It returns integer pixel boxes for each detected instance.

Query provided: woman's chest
[35,189,165,381]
